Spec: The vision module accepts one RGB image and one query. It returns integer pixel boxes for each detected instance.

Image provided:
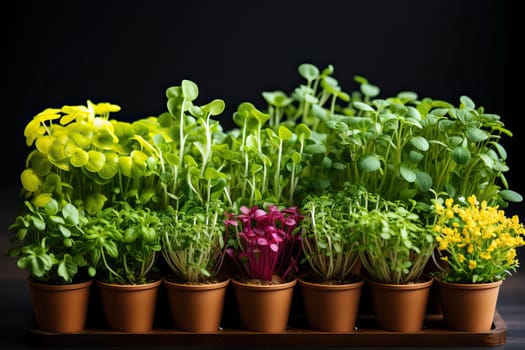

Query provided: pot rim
[162,276,230,291]
[96,279,161,291]
[365,274,433,290]
[435,278,503,290]
[298,275,365,290]
[231,276,297,291]
[28,278,94,291]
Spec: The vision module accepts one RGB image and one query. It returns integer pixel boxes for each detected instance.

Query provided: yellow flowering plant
[432,195,525,283]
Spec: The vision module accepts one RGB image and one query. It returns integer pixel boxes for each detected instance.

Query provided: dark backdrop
[6,0,522,215]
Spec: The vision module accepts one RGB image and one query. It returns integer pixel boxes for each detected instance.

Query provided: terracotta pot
[29,279,93,333]
[163,276,230,332]
[367,276,433,332]
[231,277,296,332]
[97,279,161,332]
[436,279,502,331]
[299,276,364,332]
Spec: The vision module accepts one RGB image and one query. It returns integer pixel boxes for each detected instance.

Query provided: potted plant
[7,101,127,333]
[83,201,162,332]
[431,194,525,331]
[352,191,437,332]
[160,199,229,332]
[8,196,94,332]
[224,204,303,332]
[147,79,231,332]
[298,184,365,332]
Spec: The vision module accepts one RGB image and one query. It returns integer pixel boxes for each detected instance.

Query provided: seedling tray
[27,283,507,348]
[28,311,506,348]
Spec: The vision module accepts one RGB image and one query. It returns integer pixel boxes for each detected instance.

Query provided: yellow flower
[480,251,491,260]
[432,194,525,282]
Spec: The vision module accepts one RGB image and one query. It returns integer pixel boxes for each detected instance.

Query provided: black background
[6,0,522,216]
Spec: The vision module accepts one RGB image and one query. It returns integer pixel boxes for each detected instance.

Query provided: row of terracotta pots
[29,275,502,334]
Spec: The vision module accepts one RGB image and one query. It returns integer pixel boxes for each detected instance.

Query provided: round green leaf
[414,170,432,191]
[21,169,41,192]
[406,106,421,120]
[408,150,424,163]
[452,146,471,164]
[353,101,375,112]
[305,144,327,154]
[118,156,133,177]
[295,123,311,140]
[361,83,380,98]
[400,164,416,182]
[206,99,225,116]
[93,129,116,150]
[166,86,182,99]
[460,95,475,109]
[357,154,381,172]
[410,136,429,151]
[278,125,293,140]
[465,127,488,142]
[298,63,320,82]
[70,148,89,167]
[98,152,119,180]
[182,80,199,102]
[397,91,418,101]
[86,150,106,172]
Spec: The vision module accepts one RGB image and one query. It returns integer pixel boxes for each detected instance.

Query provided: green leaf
[478,153,494,168]
[295,123,311,140]
[406,106,421,120]
[460,95,475,109]
[361,84,380,98]
[21,169,41,192]
[397,91,418,101]
[400,164,416,183]
[354,75,368,84]
[322,156,332,170]
[408,150,424,163]
[414,170,432,191]
[205,99,225,116]
[353,101,375,112]
[62,202,80,225]
[305,144,327,154]
[86,150,106,172]
[85,193,107,216]
[499,190,523,202]
[357,154,381,172]
[98,152,119,180]
[70,148,89,167]
[182,80,199,102]
[452,146,471,164]
[204,167,227,181]
[298,63,320,82]
[410,136,429,151]
[166,86,182,99]
[291,152,301,164]
[278,125,293,140]
[465,127,488,142]
[124,227,140,243]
